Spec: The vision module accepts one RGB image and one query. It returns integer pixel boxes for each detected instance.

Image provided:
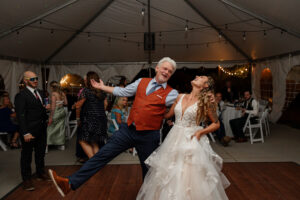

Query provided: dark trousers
[69,124,160,190]
[214,119,226,141]
[20,130,47,181]
[230,116,247,139]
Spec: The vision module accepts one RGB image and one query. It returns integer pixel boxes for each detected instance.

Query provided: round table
[221,106,242,137]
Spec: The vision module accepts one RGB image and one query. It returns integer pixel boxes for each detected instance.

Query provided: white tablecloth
[221,106,242,137]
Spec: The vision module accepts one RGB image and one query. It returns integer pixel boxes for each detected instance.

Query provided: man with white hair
[49,57,179,197]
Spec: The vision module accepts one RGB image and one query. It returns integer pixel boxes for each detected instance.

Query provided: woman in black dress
[78,71,107,158]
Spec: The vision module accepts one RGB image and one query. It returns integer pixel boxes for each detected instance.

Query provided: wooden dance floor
[3,162,300,200]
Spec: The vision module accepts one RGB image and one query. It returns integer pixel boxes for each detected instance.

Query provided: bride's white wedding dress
[137,94,230,200]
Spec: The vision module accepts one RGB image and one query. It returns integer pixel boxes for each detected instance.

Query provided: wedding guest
[230,90,259,142]
[77,71,107,159]
[0,94,20,148]
[15,71,49,191]
[47,81,68,150]
[214,92,231,146]
[108,97,128,134]
[222,80,238,103]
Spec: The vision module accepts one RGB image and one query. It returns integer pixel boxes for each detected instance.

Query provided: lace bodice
[174,94,198,127]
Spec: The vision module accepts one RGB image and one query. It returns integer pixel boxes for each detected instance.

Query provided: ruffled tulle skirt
[136,125,230,200]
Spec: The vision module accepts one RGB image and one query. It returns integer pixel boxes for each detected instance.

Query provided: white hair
[157,57,177,72]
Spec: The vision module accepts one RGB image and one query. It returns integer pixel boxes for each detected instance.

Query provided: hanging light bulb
[141,7,145,16]
[219,31,222,39]
[39,20,42,25]
[124,33,127,39]
[159,32,162,40]
[243,31,246,41]
[185,20,189,31]
[263,30,267,38]
[50,29,54,34]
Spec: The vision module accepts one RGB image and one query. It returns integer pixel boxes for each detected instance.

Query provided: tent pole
[147,0,152,65]
[0,0,79,40]
[219,0,300,39]
[185,0,252,62]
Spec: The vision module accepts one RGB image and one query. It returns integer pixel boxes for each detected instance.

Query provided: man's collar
[26,86,36,93]
[151,78,167,89]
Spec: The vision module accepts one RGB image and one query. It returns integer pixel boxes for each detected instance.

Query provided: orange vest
[127,78,173,131]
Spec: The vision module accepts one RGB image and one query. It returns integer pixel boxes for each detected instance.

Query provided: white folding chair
[65,111,72,139]
[264,109,271,136]
[0,132,8,151]
[243,111,266,144]
[69,119,78,139]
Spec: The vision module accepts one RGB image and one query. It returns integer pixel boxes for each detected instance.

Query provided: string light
[218,65,249,78]
[185,20,189,31]
[243,31,246,40]
[124,32,127,38]
[219,31,222,38]
[141,7,145,16]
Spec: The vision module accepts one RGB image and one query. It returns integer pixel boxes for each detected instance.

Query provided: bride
[136,76,230,200]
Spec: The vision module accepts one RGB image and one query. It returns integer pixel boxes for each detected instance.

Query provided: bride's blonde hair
[196,76,216,124]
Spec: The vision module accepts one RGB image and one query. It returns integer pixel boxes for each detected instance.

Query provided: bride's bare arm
[192,104,220,140]
[164,94,182,119]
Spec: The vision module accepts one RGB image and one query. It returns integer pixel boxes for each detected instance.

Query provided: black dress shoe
[23,180,35,191]
[37,173,52,181]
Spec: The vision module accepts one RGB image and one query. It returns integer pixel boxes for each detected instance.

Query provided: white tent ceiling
[0,0,299,63]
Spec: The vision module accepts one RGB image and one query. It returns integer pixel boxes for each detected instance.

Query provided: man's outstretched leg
[49,124,134,197]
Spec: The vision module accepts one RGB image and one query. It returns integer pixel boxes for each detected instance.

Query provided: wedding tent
[0,0,300,122]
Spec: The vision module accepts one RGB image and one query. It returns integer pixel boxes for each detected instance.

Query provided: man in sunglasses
[15,71,50,191]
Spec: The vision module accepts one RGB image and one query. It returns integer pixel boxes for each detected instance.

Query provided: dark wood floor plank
[3,162,300,200]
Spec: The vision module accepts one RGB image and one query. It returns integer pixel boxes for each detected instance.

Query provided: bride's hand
[191,131,202,141]
[91,79,104,90]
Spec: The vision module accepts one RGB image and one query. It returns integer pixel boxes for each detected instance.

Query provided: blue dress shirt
[113,78,178,107]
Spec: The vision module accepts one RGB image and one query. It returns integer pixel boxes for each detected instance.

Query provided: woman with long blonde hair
[47,81,67,150]
[137,76,230,200]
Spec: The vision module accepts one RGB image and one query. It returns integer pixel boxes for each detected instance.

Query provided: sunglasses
[25,77,38,82]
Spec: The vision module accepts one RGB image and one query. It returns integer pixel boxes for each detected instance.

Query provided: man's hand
[24,134,35,142]
[91,79,104,90]
[166,120,174,126]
